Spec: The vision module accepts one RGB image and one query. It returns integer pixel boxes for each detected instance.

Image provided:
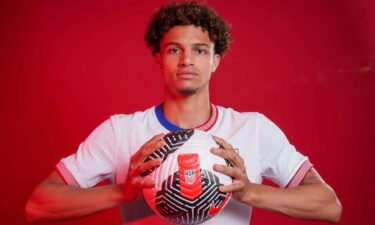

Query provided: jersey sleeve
[55,115,119,188]
[257,113,313,188]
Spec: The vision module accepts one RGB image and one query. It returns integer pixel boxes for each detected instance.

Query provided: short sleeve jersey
[56,105,312,225]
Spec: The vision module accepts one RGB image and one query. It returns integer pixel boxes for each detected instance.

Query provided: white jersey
[56,104,312,225]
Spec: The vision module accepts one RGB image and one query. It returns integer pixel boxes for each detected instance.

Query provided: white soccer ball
[142,129,232,225]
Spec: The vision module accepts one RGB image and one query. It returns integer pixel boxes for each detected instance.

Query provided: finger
[218,182,245,193]
[142,133,165,149]
[130,152,162,175]
[142,139,165,159]
[131,176,156,188]
[213,164,242,178]
[139,158,162,176]
[211,148,244,169]
[213,136,236,152]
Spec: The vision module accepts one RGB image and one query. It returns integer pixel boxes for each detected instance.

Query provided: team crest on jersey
[184,169,196,184]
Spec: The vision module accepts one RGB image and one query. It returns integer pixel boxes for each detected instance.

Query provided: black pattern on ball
[142,129,194,177]
[155,169,229,225]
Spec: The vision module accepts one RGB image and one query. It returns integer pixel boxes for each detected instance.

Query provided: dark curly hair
[144,1,232,56]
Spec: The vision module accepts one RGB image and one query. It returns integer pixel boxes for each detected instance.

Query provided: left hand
[211,136,252,203]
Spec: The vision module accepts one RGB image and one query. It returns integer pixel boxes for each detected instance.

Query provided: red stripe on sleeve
[286,160,313,188]
[55,161,81,187]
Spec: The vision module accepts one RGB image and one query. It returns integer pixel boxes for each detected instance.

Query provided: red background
[1,0,374,225]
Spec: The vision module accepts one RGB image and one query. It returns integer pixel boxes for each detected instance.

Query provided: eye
[167,48,180,54]
[196,48,208,55]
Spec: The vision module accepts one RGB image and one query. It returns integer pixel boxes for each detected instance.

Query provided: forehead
[160,25,213,47]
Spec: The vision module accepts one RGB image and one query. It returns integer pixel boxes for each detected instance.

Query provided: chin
[177,88,198,96]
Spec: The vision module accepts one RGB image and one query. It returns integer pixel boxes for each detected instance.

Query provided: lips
[176,71,198,79]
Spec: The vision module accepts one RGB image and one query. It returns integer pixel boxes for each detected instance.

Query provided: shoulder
[215,106,279,134]
[109,106,156,125]
[216,105,264,122]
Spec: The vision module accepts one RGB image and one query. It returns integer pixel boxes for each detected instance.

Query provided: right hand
[121,133,165,202]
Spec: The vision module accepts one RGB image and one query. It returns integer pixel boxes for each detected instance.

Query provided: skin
[211,137,342,222]
[25,25,342,223]
[25,134,165,223]
[156,25,220,129]
[156,25,219,97]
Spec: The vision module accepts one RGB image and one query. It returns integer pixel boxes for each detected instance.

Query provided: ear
[211,54,221,72]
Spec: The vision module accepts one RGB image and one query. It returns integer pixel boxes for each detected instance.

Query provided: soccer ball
[142,129,232,225]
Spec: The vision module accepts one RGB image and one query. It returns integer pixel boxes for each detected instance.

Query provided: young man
[25,2,342,225]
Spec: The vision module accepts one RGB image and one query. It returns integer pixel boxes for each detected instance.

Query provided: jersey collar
[155,103,218,132]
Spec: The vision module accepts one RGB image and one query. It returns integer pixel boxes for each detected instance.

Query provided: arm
[241,168,342,222]
[211,137,342,222]
[25,134,165,223]
[25,171,125,223]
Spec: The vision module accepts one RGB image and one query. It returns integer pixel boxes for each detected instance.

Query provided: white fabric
[57,106,309,225]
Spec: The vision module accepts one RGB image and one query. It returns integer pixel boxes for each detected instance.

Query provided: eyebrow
[163,42,210,49]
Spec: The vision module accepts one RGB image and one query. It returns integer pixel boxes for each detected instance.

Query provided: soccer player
[25,2,342,224]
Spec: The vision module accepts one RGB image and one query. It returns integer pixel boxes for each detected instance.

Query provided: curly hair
[144,1,232,56]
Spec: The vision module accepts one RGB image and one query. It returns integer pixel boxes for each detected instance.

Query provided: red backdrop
[1,0,374,225]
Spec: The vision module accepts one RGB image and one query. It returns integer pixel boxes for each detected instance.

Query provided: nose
[179,50,194,67]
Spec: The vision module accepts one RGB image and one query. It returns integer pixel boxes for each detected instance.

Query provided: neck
[163,89,211,129]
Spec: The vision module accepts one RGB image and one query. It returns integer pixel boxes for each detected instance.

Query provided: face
[156,25,220,96]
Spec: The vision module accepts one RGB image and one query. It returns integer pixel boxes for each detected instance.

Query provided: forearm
[244,182,342,222]
[26,182,125,223]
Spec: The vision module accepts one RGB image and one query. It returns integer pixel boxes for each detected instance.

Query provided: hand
[211,136,252,203]
[122,134,165,202]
